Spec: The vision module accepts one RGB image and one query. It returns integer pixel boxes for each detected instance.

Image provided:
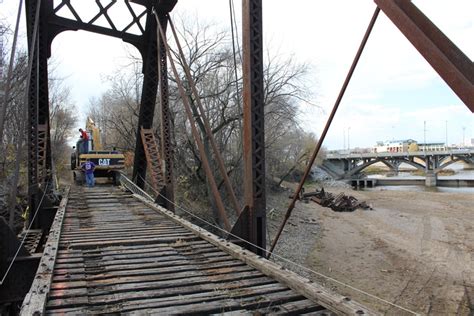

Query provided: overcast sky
[1,0,473,150]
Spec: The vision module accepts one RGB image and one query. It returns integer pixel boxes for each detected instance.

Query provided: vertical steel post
[25,0,40,227]
[133,8,160,189]
[26,0,53,228]
[157,14,175,211]
[38,2,52,187]
[242,0,266,255]
[26,0,52,228]
[133,6,175,213]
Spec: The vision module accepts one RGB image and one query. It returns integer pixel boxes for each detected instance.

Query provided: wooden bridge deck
[21,186,371,315]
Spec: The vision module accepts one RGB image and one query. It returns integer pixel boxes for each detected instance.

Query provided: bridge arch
[435,156,474,173]
[345,158,385,178]
[345,157,425,178]
[393,158,425,171]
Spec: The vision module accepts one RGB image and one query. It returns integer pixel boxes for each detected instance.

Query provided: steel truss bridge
[0,0,473,314]
[322,149,474,180]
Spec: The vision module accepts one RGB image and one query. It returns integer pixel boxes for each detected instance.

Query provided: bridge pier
[425,171,437,187]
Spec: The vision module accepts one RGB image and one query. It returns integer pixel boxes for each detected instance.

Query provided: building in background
[417,142,447,152]
[372,139,418,153]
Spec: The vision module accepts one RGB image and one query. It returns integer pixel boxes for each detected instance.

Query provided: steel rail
[168,16,242,217]
[153,10,231,231]
[267,6,381,258]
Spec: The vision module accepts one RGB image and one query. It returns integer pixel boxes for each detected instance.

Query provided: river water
[362,163,474,193]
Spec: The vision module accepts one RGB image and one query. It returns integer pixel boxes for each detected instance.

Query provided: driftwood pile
[291,188,372,212]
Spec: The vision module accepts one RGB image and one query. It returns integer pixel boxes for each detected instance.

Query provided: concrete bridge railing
[321,149,474,187]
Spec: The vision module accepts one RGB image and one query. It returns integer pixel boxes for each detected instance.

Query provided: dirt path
[267,188,473,315]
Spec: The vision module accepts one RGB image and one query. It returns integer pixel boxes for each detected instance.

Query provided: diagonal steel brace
[375,0,474,111]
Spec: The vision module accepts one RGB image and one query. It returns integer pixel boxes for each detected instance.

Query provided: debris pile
[291,187,372,212]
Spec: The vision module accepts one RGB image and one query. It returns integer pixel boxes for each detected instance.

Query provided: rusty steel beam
[157,12,175,212]
[154,11,231,231]
[168,17,242,217]
[268,7,381,258]
[375,0,474,111]
[241,0,266,256]
[24,0,179,227]
[133,5,160,189]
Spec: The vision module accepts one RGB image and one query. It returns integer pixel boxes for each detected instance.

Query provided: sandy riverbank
[267,187,473,315]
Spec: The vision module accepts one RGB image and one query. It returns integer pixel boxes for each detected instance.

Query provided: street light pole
[348,127,351,152]
[423,121,426,152]
[343,128,346,151]
[462,126,466,147]
[445,120,448,150]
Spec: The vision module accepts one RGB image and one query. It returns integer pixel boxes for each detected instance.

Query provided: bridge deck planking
[22,186,372,315]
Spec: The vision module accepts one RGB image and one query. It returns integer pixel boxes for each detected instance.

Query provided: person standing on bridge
[81,158,96,187]
[79,128,89,153]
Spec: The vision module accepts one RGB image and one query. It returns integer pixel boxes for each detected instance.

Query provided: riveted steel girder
[25,0,178,224]
[241,0,266,255]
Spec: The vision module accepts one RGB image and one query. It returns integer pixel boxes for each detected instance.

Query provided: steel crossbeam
[24,0,178,227]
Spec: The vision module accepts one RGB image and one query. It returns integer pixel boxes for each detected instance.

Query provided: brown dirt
[268,187,474,315]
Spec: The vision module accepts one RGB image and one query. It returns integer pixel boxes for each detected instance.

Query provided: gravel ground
[266,183,474,315]
[266,191,321,278]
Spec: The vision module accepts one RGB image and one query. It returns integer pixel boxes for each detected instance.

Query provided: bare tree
[49,74,78,179]
[0,47,77,229]
[87,16,320,223]
[169,17,318,193]
[87,63,142,152]
[2,51,28,229]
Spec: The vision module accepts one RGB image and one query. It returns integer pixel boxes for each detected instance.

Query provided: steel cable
[120,172,419,315]
[152,9,231,230]
[0,0,43,285]
[0,181,50,285]
[228,0,242,110]
[0,0,23,143]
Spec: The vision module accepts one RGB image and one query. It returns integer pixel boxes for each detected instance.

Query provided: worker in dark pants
[81,158,96,187]
[79,128,89,153]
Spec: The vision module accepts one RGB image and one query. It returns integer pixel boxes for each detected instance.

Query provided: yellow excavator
[71,117,125,184]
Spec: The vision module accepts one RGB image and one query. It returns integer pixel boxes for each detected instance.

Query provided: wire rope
[0,181,50,285]
[0,0,23,145]
[130,173,419,315]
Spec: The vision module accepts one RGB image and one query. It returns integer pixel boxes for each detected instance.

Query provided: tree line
[0,15,321,228]
[0,20,76,231]
[87,17,321,220]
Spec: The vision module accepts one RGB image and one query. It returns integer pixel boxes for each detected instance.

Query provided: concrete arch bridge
[321,150,474,186]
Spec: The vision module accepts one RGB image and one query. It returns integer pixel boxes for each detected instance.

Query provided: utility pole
[462,126,466,147]
[348,126,351,152]
[423,120,426,152]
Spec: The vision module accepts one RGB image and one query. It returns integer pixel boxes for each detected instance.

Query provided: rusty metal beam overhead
[375,0,474,111]
[24,0,179,218]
